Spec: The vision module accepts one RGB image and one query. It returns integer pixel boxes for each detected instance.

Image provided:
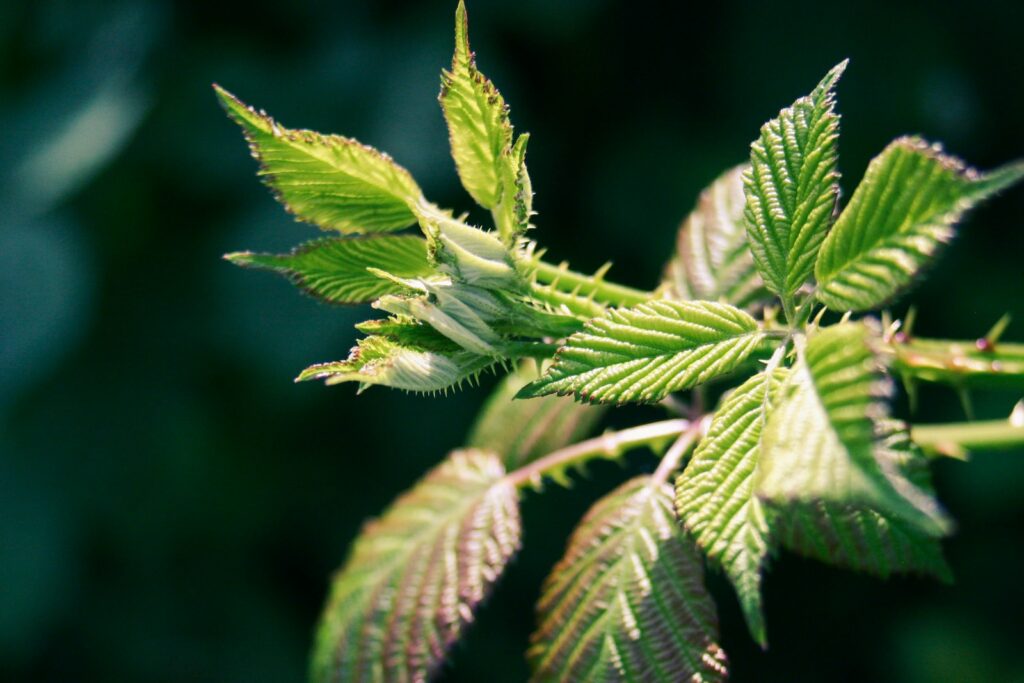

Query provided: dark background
[3,0,1024,681]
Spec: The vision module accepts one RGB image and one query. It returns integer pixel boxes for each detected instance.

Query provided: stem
[913,419,1024,458]
[532,259,653,308]
[505,419,689,489]
[651,416,709,484]
[889,336,1024,391]
[502,341,561,360]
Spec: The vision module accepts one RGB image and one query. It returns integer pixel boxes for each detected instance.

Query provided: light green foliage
[467,363,607,470]
[743,62,845,308]
[221,5,1024,678]
[215,86,422,233]
[296,336,496,395]
[310,449,520,683]
[675,369,786,646]
[815,137,1024,311]
[518,300,764,404]
[529,477,728,682]
[664,164,766,308]
[225,235,431,305]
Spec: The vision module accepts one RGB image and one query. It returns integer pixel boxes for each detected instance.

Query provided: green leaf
[675,368,787,646]
[416,202,521,290]
[439,0,512,210]
[529,476,727,682]
[355,316,463,353]
[743,61,845,304]
[757,322,948,535]
[297,336,497,394]
[224,235,431,305]
[493,132,533,244]
[816,137,1024,311]
[215,85,422,233]
[664,164,766,308]
[518,300,764,404]
[772,422,951,581]
[467,362,607,470]
[310,449,520,683]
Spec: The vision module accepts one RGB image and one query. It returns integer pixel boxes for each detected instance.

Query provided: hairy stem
[505,418,689,489]
[889,336,1024,391]
[651,416,709,485]
[913,419,1024,458]
[531,258,653,308]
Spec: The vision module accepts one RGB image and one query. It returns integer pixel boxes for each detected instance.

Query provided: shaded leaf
[529,476,727,682]
[816,137,1024,311]
[467,362,606,470]
[664,164,766,308]
[215,85,422,233]
[518,300,764,404]
[439,0,512,210]
[310,450,520,683]
[225,235,431,305]
[743,61,845,301]
[297,336,496,395]
[675,368,787,646]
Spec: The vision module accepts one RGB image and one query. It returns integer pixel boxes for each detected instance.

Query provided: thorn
[904,307,918,336]
[956,385,975,421]
[984,313,1011,346]
[1011,400,1024,428]
[902,372,919,413]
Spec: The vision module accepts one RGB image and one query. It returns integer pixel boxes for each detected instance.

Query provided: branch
[505,419,689,489]
[889,336,1024,391]
[912,418,1024,459]
[531,258,654,309]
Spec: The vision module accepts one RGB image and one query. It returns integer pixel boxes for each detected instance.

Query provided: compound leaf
[675,368,787,647]
[440,1,512,210]
[757,322,948,535]
[467,363,606,470]
[664,164,766,308]
[225,235,432,305]
[310,449,520,683]
[215,85,422,233]
[529,476,727,682]
[773,422,951,580]
[743,61,845,302]
[518,300,764,404]
[297,336,496,395]
[816,137,1024,311]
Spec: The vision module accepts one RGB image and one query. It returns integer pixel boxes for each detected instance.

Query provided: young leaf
[757,322,947,534]
[518,300,764,404]
[772,422,951,580]
[675,368,787,646]
[224,235,432,305]
[815,137,1024,311]
[356,316,463,354]
[310,449,520,683]
[743,61,845,304]
[467,363,606,470]
[664,164,766,308]
[529,476,728,682]
[493,133,533,244]
[215,85,422,233]
[439,0,512,210]
[416,202,521,290]
[297,336,496,394]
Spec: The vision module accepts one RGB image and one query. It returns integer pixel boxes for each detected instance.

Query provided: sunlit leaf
[816,137,1024,311]
[675,368,786,646]
[225,235,431,305]
[310,449,520,683]
[518,300,764,404]
[529,476,727,682]
[743,61,845,302]
[215,85,422,233]
[415,203,520,290]
[664,164,766,308]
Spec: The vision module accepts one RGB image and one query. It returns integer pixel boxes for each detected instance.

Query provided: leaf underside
[215,85,422,234]
[743,61,845,300]
[529,476,727,682]
[519,300,764,405]
[664,164,766,308]
[467,363,607,470]
[310,449,520,683]
[226,235,432,305]
[815,137,1024,311]
[297,335,497,395]
[676,368,787,646]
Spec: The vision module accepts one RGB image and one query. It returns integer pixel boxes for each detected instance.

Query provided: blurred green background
[2,0,1023,681]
